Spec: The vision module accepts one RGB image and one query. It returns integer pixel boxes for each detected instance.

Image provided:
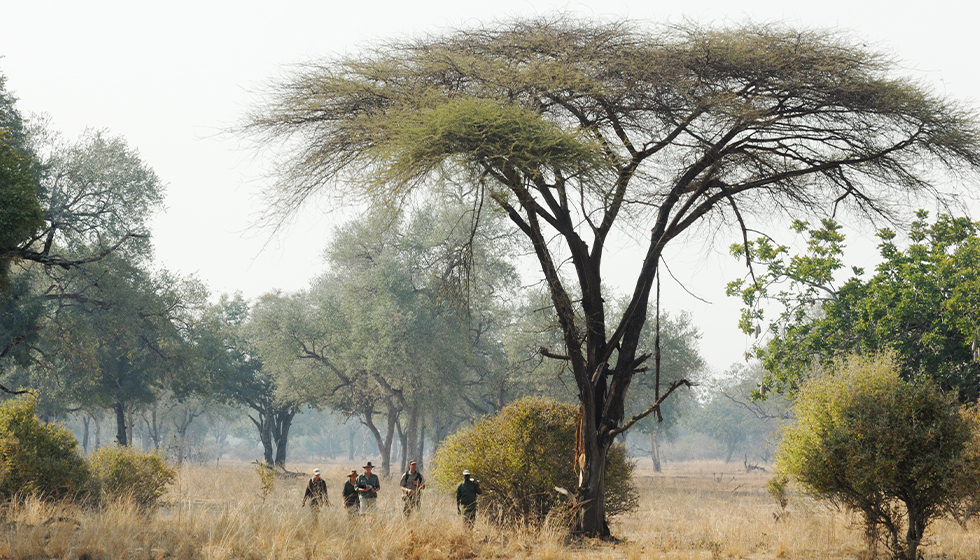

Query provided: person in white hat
[455,469,481,527]
[302,468,329,518]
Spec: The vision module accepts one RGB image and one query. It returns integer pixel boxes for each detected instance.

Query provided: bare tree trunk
[649,430,662,473]
[125,407,134,449]
[93,412,102,450]
[348,425,357,461]
[404,405,420,465]
[113,402,127,446]
[250,414,274,465]
[81,415,90,454]
[415,416,426,470]
[272,408,296,468]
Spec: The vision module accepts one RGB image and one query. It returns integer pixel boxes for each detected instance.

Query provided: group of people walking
[301,460,482,526]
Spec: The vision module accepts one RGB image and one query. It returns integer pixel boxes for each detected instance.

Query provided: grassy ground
[0,460,976,559]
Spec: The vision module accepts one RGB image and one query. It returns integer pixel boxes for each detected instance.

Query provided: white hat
[313,468,321,475]
[463,469,471,476]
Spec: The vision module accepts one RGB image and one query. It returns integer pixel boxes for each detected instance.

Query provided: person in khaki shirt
[355,462,380,515]
[399,460,425,516]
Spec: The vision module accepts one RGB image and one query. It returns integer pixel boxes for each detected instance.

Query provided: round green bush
[89,445,176,507]
[432,397,638,521]
[0,397,90,500]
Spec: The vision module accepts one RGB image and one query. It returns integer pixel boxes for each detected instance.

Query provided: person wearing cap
[342,469,359,517]
[356,461,381,515]
[302,468,329,517]
[399,460,425,516]
[455,469,481,527]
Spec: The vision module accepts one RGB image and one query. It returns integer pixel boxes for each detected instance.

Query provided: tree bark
[272,408,296,468]
[649,430,662,473]
[113,402,127,446]
[81,415,90,454]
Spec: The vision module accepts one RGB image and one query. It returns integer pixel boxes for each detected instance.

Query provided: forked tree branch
[609,378,696,438]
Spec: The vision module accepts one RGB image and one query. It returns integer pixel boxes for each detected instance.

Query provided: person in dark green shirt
[455,469,482,527]
[342,470,359,517]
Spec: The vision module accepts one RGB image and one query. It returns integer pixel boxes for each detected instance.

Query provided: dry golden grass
[0,460,976,559]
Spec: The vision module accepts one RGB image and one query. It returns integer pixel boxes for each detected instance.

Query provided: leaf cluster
[732,212,980,402]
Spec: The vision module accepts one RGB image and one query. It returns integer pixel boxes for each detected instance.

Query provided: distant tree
[54,255,199,446]
[262,204,518,475]
[776,353,980,560]
[730,213,980,403]
[625,310,706,471]
[695,363,788,463]
[197,293,303,468]
[247,17,980,534]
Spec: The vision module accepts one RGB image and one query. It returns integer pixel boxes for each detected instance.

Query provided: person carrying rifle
[399,460,425,516]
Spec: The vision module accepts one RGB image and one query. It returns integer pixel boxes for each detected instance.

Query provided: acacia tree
[247,18,980,535]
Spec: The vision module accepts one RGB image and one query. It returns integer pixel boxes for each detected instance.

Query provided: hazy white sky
[2,0,978,371]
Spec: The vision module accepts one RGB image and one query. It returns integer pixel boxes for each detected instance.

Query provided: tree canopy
[246,16,980,535]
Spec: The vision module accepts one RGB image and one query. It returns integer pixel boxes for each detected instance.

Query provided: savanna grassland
[0,460,976,560]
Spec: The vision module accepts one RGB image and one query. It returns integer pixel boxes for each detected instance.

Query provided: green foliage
[253,461,275,501]
[765,474,789,512]
[730,213,980,403]
[0,398,90,500]
[88,445,175,507]
[775,353,980,560]
[432,397,638,521]
[0,73,43,292]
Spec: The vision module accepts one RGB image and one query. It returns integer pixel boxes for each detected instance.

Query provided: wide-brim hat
[363,461,375,469]
[348,470,357,477]
[462,469,471,476]
[313,468,321,475]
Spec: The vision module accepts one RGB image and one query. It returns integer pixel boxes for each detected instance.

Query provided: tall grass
[0,461,976,559]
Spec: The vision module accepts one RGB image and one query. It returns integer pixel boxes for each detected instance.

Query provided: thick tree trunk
[126,408,134,449]
[348,426,357,461]
[575,402,612,537]
[404,406,419,465]
[251,414,274,466]
[272,408,296,468]
[113,402,128,446]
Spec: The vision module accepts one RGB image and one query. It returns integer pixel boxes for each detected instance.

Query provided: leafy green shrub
[776,353,980,560]
[89,445,176,507]
[0,397,90,500]
[432,397,638,521]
